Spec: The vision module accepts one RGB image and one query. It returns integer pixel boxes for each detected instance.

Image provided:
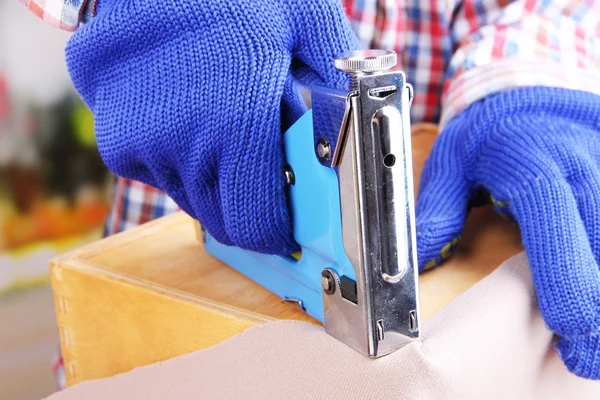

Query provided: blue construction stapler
[204,49,420,358]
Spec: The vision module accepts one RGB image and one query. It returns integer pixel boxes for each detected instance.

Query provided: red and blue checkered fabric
[19,0,97,31]
[24,0,600,239]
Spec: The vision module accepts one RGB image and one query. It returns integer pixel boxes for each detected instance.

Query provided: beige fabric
[46,253,600,400]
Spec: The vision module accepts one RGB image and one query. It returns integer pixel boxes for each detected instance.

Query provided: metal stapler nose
[316,50,420,357]
[204,49,420,358]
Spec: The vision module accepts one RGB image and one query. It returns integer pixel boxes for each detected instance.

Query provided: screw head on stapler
[205,50,420,358]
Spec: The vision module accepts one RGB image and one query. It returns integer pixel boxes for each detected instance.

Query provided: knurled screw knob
[334,49,397,91]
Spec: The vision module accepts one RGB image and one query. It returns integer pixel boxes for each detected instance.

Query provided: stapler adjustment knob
[334,50,397,90]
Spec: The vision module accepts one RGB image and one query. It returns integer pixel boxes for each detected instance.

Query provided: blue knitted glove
[416,87,600,379]
[65,0,358,255]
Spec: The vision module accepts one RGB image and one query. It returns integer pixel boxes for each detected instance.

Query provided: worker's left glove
[416,87,600,379]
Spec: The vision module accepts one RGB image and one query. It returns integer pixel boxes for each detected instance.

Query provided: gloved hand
[416,87,600,379]
[65,0,359,255]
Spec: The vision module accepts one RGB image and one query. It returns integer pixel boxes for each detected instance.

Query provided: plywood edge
[411,122,439,137]
[50,212,192,264]
[50,257,273,385]
[49,257,274,325]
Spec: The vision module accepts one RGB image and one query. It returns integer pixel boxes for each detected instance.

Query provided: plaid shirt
[19,0,97,31]
[23,0,600,238]
[23,0,600,388]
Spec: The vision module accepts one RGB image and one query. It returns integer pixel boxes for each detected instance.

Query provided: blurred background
[0,2,113,399]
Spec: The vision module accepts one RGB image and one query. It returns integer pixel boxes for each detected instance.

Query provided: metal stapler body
[204,50,420,358]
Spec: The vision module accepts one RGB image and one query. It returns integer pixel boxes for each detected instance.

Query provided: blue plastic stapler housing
[205,50,421,358]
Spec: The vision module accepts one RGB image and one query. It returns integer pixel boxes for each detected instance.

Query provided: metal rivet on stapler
[205,49,420,358]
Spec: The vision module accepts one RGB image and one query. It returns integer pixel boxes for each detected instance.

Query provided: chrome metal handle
[318,50,420,357]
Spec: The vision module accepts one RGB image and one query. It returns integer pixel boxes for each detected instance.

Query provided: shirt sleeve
[441,0,600,129]
[19,0,98,31]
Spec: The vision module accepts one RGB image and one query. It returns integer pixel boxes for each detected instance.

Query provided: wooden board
[50,124,524,387]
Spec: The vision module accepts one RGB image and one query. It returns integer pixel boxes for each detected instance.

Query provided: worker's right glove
[416,87,600,379]
[65,0,359,256]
